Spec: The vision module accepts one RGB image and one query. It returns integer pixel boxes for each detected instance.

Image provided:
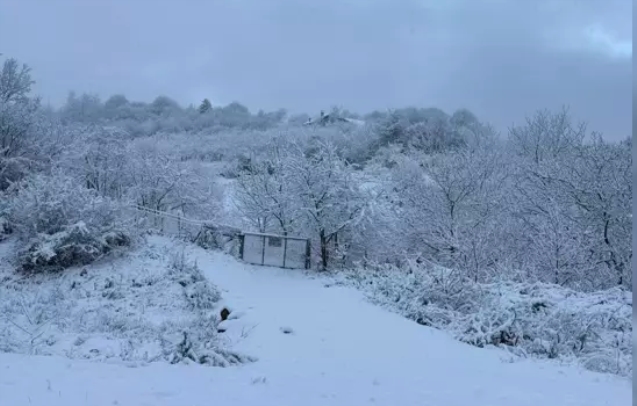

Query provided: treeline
[232,110,631,292]
[0,54,632,293]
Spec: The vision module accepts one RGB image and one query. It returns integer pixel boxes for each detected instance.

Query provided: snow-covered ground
[0,236,252,367]
[0,238,631,406]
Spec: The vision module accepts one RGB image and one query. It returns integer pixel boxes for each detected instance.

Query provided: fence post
[261,235,266,265]
[282,237,288,268]
[238,234,245,260]
[305,239,311,269]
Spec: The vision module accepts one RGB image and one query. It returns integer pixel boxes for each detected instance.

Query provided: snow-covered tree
[234,138,299,234]
[554,135,631,288]
[125,138,220,217]
[58,125,130,200]
[286,140,371,270]
[60,91,103,123]
[103,94,133,120]
[233,136,374,270]
[508,106,586,165]
[506,108,631,290]
[199,98,212,114]
[149,95,181,116]
[394,142,509,280]
[0,57,41,190]
[0,58,34,103]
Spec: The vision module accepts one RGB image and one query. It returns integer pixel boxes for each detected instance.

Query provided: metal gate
[239,232,310,269]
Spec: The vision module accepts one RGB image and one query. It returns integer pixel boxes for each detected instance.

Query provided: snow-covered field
[0,237,631,406]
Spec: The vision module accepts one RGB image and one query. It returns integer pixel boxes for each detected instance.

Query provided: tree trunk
[319,229,329,271]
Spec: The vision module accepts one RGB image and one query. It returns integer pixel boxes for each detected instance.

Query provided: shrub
[7,172,133,272]
[345,261,632,376]
[167,248,222,309]
[0,201,11,240]
[192,224,241,255]
[0,240,254,367]
[17,221,130,272]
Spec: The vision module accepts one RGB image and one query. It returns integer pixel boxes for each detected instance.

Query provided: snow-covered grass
[0,235,253,368]
[336,261,632,377]
[0,238,630,406]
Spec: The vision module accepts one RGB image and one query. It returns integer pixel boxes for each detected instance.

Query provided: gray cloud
[0,0,631,139]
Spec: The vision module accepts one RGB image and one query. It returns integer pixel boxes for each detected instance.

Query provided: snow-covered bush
[345,261,632,376]
[56,128,222,222]
[219,153,252,179]
[56,125,131,200]
[167,248,222,309]
[0,237,254,367]
[17,221,130,273]
[453,283,631,375]
[0,197,11,240]
[6,172,132,272]
[9,172,125,239]
[192,224,241,255]
[0,216,10,239]
[124,137,222,219]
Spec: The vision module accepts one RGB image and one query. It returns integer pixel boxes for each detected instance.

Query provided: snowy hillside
[0,237,630,406]
[0,47,631,406]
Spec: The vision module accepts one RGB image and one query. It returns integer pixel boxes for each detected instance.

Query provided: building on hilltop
[303,110,364,127]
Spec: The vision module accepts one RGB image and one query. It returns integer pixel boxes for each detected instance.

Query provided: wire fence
[126,205,238,237]
[127,205,206,240]
[127,205,246,260]
[128,205,311,269]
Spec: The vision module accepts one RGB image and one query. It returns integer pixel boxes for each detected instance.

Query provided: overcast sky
[0,0,632,139]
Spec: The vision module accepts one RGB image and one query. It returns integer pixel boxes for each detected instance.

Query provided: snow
[0,237,631,406]
[0,235,252,367]
[343,117,366,126]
